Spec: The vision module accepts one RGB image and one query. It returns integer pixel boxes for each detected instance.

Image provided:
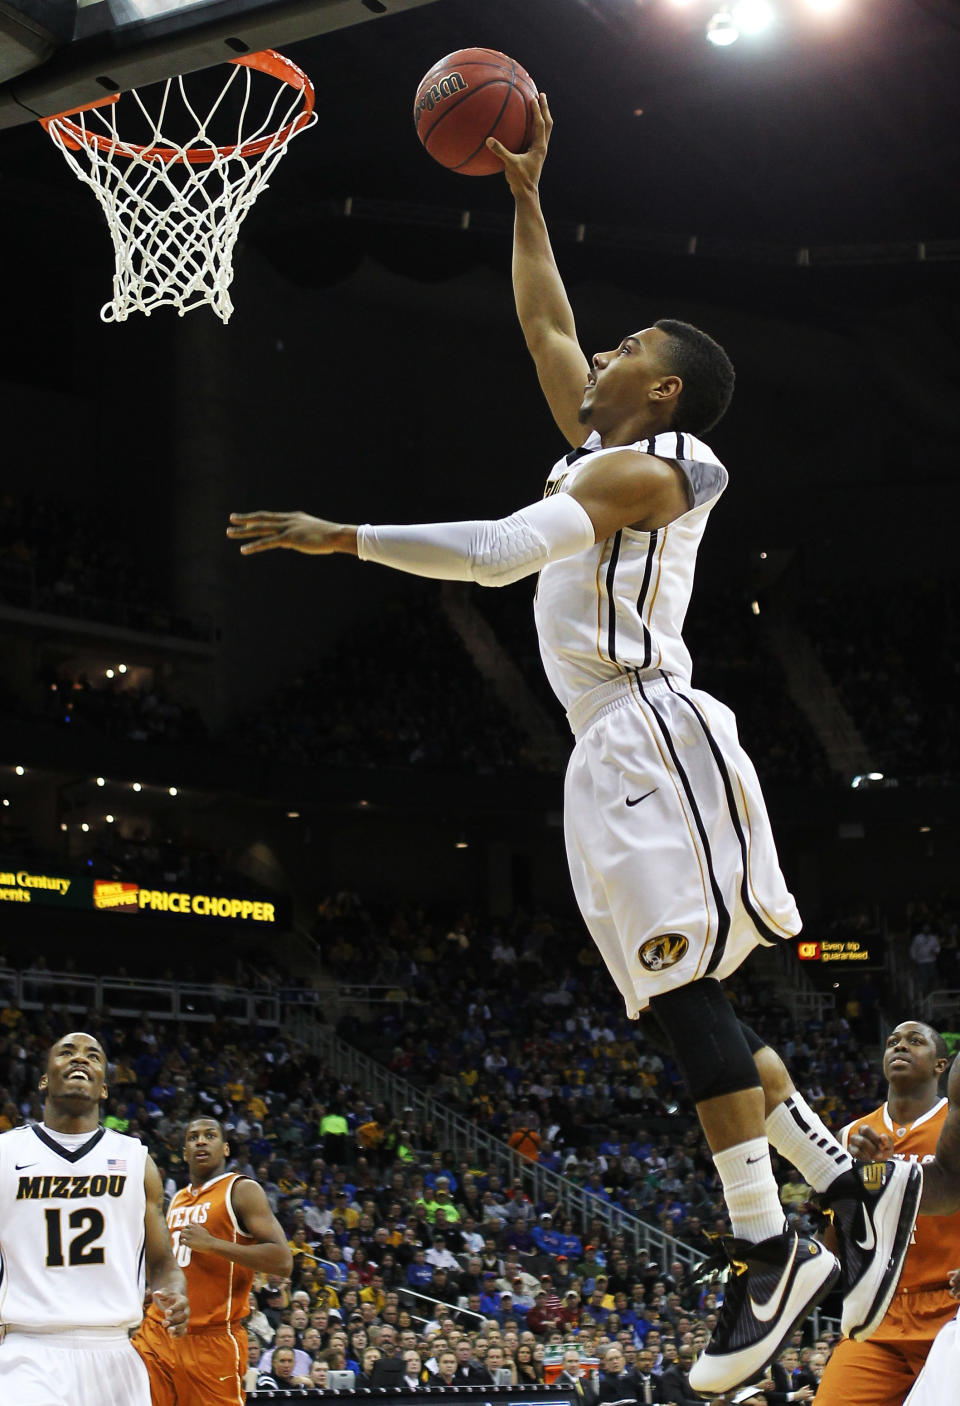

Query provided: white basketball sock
[765,1092,854,1193]
[713,1138,788,1244]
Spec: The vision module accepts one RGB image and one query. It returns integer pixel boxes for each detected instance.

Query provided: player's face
[184,1119,228,1176]
[41,1033,107,1107]
[883,1021,944,1083]
[578,327,676,431]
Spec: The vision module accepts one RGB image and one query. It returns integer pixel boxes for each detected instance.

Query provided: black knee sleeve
[739,1021,768,1055]
[649,978,761,1103]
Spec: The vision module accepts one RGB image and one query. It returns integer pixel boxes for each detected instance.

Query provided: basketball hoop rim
[39,49,315,164]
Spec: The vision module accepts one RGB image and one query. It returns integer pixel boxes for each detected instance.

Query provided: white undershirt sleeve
[356,492,596,587]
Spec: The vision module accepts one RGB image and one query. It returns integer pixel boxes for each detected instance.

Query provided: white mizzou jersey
[535,428,728,712]
[0,1124,148,1332]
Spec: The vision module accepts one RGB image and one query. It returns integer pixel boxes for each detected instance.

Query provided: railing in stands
[924,989,960,1027]
[0,967,281,1025]
[287,1016,698,1272]
[285,1250,481,1328]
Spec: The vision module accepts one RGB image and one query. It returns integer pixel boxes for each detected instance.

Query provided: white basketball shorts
[564,672,801,1016]
[0,1328,152,1406]
[904,1311,960,1406]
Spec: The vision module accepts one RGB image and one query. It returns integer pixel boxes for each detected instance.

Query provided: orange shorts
[814,1289,956,1406]
[132,1312,246,1406]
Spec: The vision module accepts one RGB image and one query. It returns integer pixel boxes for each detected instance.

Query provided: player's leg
[564,699,838,1395]
[177,1328,246,1406]
[0,1334,76,1406]
[648,979,840,1396]
[131,1313,179,1406]
[0,1334,152,1406]
[744,1029,923,1341]
[904,1314,960,1406]
[813,1337,917,1406]
[659,684,921,1346]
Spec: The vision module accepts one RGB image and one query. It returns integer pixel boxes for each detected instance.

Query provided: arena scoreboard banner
[796,938,878,966]
[0,861,289,927]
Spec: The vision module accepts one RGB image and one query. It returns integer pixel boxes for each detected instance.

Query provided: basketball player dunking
[133,1116,292,1406]
[0,1032,188,1406]
[226,94,922,1394]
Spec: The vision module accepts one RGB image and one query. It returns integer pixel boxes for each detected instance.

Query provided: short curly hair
[654,319,735,436]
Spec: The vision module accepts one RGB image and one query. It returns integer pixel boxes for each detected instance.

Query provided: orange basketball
[413,48,538,177]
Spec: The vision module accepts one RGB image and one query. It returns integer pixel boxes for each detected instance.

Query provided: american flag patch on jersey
[108,1158,126,1171]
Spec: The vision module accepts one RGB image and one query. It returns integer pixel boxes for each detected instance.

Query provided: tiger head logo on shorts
[638,933,689,972]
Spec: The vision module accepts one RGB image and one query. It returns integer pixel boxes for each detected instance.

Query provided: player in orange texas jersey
[813,1021,956,1406]
[133,1117,292,1406]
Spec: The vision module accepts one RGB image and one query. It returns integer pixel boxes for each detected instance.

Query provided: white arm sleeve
[356,492,596,587]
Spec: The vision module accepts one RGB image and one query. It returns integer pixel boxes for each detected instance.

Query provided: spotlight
[60,822,68,831]
[455,837,469,850]
[132,782,142,792]
[286,810,300,819]
[81,822,89,832]
[168,787,178,797]
[733,0,775,33]
[96,777,106,787]
[105,814,115,823]
[707,8,740,44]
[15,765,24,776]
[118,664,128,673]
[851,772,885,789]
[2,798,9,808]
[105,668,115,679]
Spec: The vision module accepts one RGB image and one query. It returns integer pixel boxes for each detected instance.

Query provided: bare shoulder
[231,1175,270,1212]
[571,448,691,534]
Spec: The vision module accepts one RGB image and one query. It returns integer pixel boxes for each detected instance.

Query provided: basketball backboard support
[0,0,444,130]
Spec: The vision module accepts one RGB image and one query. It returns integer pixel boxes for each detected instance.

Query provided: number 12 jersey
[0,1123,148,1332]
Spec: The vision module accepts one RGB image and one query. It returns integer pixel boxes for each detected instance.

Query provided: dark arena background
[0,0,958,1401]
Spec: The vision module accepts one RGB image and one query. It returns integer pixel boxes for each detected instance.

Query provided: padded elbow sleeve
[357,492,595,587]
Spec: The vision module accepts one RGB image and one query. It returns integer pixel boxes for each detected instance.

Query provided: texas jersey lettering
[148,1171,255,1330]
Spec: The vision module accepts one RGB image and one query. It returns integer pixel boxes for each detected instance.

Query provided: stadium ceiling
[0,0,957,266]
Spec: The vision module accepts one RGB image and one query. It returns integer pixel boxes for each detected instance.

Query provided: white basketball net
[42,52,317,324]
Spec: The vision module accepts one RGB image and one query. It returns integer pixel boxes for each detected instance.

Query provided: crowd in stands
[5,485,959,793]
[0,990,852,1403]
[798,575,960,786]
[0,492,207,640]
[40,666,208,748]
[223,591,532,774]
[316,891,892,1154]
[3,491,960,792]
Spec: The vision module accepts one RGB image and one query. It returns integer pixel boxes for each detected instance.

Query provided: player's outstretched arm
[487,94,589,448]
[226,451,687,584]
[178,1178,293,1276]
[144,1156,189,1336]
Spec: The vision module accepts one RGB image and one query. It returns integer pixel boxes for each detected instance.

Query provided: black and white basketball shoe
[686,1228,840,1397]
[818,1157,923,1340]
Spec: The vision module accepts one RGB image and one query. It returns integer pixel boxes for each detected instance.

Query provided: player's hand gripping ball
[414,48,537,176]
